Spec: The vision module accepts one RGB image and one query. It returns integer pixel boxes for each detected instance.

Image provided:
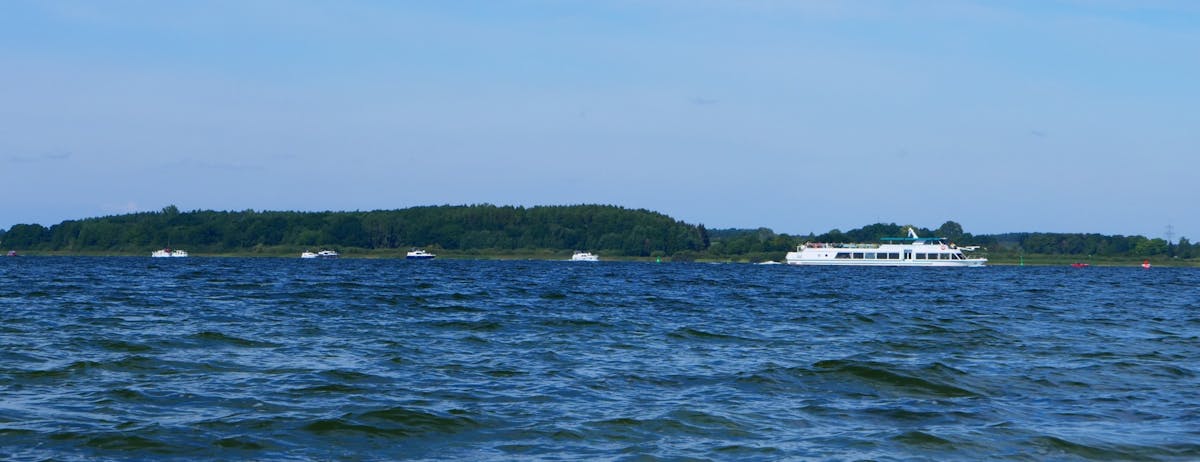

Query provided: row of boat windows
[834,252,965,260]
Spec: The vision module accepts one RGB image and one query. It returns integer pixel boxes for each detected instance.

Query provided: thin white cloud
[165,157,265,171]
[5,152,72,163]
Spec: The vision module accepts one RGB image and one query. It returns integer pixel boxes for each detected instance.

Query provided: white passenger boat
[151,248,188,258]
[785,228,986,267]
[570,251,599,262]
[406,249,436,260]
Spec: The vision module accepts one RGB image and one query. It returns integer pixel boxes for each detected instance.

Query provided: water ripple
[1,258,1198,460]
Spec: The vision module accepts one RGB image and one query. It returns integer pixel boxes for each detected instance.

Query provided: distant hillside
[0,204,707,256]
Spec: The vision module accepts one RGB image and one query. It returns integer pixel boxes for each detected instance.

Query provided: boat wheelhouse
[785,228,985,267]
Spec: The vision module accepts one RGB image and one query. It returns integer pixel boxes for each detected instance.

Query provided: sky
[2,0,1197,239]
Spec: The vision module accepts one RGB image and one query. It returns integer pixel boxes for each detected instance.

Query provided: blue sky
[2,1,1197,239]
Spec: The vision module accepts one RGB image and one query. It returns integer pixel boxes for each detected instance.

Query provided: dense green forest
[0,205,706,257]
[0,205,1193,262]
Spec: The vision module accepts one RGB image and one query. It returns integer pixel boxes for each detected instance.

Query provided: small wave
[303,407,480,437]
[82,433,173,453]
[812,359,980,398]
[666,327,752,342]
[425,304,487,313]
[584,410,754,440]
[485,369,526,378]
[429,320,503,332]
[95,339,153,353]
[189,331,279,348]
[891,430,956,447]
[538,318,610,328]
[102,386,145,400]
[713,444,783,457]
[16,360,103,380]
[290,383,366,395]
[318,369,386,383]
[1028,435,1151,460]
[213,436,267,450]
[866,407,971,423]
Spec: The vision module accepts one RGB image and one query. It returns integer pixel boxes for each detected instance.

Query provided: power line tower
[1165,224,1175,245]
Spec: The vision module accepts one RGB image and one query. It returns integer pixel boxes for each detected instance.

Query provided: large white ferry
[785,228,986,267]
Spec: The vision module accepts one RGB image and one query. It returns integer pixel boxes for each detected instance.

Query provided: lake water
[1,258,1197,460]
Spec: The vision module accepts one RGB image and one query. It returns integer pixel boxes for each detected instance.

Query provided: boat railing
[800,242,880,250]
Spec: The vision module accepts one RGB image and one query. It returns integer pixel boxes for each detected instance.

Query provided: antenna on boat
[907,227,919,239]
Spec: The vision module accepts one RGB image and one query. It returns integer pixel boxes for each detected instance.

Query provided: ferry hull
[784,256,987,267]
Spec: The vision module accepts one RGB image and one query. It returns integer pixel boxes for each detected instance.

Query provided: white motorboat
[570,251,599,262]
[300,251,318,259]
[406,249,436,260]
[317,250,339,259]
[151,248,188,258]
[785,228,986,267]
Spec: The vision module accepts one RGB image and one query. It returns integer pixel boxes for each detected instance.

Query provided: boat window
[852,252,863,259]
[915,253,926,260]
[865,253,876,259]
[836,252,851,259]
[887,253,898,259]
[939,253,949,260]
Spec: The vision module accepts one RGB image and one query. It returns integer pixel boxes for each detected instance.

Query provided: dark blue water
[1,258,1197,461]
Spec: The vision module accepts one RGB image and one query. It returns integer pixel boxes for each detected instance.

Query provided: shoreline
[5,252,1196,267]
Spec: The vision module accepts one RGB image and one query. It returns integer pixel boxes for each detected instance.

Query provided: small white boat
[300,251,318,259]
[406,249,436,260]
[570,251,599,262]
[785,228,986,267]
[151,248,188,258]
[316,250,339,259]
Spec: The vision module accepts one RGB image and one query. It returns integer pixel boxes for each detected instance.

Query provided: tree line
[0,204,707,256]
[0,206,1193,260]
